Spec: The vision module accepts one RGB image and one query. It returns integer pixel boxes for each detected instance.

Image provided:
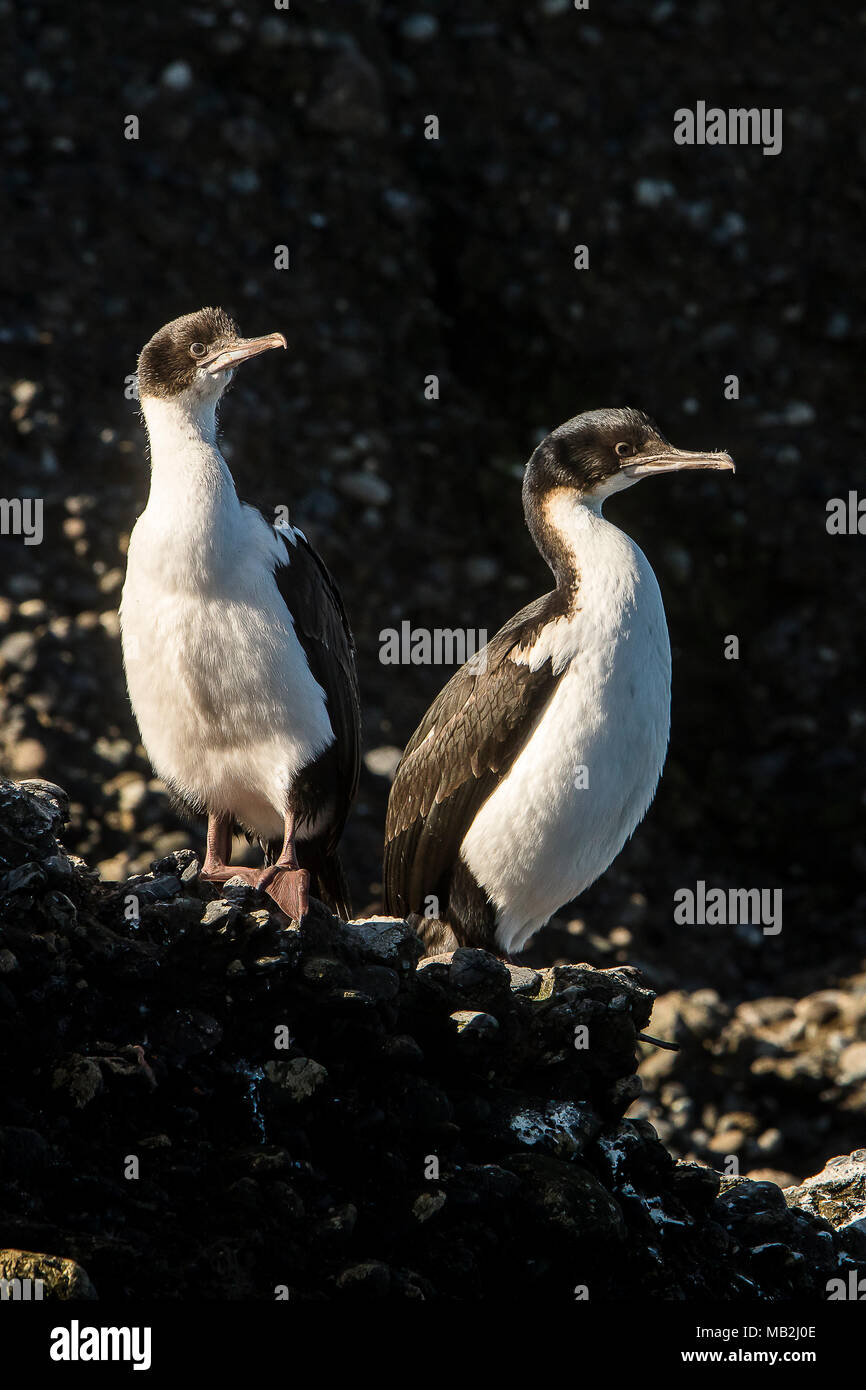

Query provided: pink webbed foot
[200,864,260,886]
[257,866,310,923]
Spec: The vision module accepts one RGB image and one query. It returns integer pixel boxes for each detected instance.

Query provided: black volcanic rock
[0,777,863,1300]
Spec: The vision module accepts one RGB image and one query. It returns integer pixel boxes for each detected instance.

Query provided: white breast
[119,399,334,842]
[459,502,671,955]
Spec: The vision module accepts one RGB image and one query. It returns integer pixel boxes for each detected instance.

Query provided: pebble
[265,1058,328,1100]
[825,312,850,340]
[634,178,676,208]
[463,556,500,586]
[8,739,46,776]
[450,1009,499,1038]
[117,778,148,814]
[307,50,386,137]
[837,1042,866,1087]
[11,380,38,407]
[506,963,541,995]
[0,631,38,671]
[363,746,403,779]
[413,1190,446,1222]
[400,14,439,42]
[259,17,289,48]
[782,401,816,426]
[336,1261,391,1296]
[18,598,47,621]
[336,472,392,507]
[449,948,511,997]
[795,992,842,1025]
[229,170,260,196]
[161,61,193,91]
[201,899,240,930]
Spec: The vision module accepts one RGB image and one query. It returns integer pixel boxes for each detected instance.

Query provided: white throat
[545,488,635,594]
[583,469,641,512]
[141,391,222,476]
[136,393,241,589]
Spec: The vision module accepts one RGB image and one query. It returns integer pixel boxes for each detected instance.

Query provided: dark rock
[449,1008,499,1039]
[716,1179,793,1243]
[307,51,387,136]
[335,1260,392,1296]
[0,1127,52,1173]
[449,948,511,1003]
[0,860,47,898]
[155,1009,223,1060]
[0,777,862,1300]
[505,1153,627,1242]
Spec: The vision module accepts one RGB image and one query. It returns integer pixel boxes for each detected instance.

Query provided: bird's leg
[200,811,235,880]
[255,811,310,923]
[200,812,258,885]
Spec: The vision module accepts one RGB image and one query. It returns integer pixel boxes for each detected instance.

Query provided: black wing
[384,592,567,918]
[269,519,361,852]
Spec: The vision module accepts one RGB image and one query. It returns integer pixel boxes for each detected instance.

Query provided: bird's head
[526,407,735,509]
[136,307,287,410]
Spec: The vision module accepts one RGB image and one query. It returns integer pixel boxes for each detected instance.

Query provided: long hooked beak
[623,446,735,479]
[199,331,287,376]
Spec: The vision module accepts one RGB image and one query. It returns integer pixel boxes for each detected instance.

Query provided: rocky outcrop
[784,1153,866,1252]
[0,1249,97,1300]
[0,777,863,1299]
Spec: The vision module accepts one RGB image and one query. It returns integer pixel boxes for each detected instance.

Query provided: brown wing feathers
[384,593,566,919]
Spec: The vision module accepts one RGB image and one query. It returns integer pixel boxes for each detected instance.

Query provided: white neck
[136,393,241,586]
[141,394,241,512]
[544,488,646,611]
[142,391,230,485]
[546,489,630,551]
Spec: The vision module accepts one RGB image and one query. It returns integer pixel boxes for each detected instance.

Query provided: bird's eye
[615,442,633,458]
[189,342,207,358]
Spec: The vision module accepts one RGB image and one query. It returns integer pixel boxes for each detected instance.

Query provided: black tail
[300,843,353,922]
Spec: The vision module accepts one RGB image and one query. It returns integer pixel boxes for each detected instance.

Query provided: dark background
[1,0,863,1179]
